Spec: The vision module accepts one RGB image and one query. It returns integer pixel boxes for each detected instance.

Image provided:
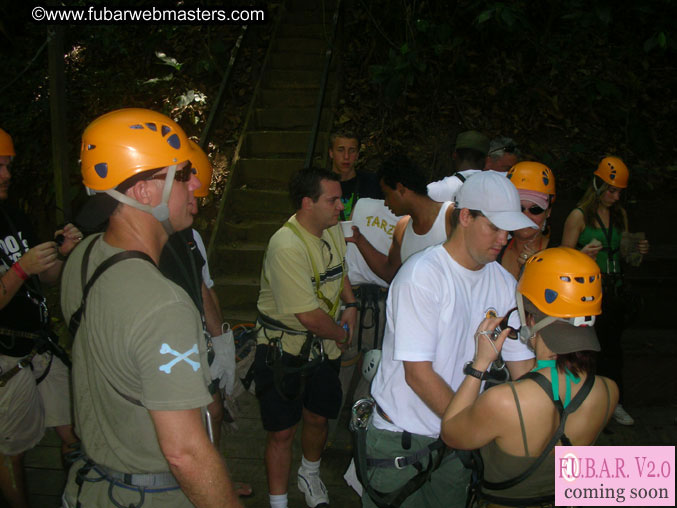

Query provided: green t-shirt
[256,215,347,359]
[61,235,212,507]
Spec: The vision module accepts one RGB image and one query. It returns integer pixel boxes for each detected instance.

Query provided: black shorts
[253,344,342,431]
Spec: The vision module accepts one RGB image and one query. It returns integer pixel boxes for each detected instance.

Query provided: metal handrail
[206,6,286,262]
[303,0,342,169]
[199,25,248,149]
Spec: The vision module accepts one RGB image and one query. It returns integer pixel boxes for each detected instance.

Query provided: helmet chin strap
[104,164,177,236]
[516,292,558,343]
[593,176,604,195]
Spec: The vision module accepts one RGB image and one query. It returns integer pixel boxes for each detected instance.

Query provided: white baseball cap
[456,170,538,231]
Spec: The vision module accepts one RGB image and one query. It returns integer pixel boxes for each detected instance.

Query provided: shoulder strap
[592,377,611,443]
[483,372,594,491]
[68,239,154,336]
[283,222,345,317]
[455,172,467,183]
[507,382,529,456]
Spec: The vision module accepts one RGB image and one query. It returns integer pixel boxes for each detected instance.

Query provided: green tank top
[575,210,622,274]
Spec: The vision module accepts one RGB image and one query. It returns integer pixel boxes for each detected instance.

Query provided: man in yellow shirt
[254,167,358,508]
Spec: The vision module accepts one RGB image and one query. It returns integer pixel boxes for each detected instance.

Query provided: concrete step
[213,275,260,308]
[258,88,324,108]
[264,69,332,89]
[272,37,326,54]
[222,218,285,244]
[211,242,266,278]
[241,130,327,157]
[251,107,332,131]
[229,189,293,217]
[268,51,325,69]
[235,158,304,189]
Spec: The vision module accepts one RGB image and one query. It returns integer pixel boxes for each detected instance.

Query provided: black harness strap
[480,372,595,491]
[353,425,448,508]
[68,236,154,336]
[355,284,383,350]
[69,235,153,408]
[258,313,326,402]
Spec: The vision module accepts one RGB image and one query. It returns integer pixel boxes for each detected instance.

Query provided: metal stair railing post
[199,25,248,149]
[303,0,342,170]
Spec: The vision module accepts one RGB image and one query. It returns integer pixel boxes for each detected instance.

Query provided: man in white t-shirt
[361,171,537,508]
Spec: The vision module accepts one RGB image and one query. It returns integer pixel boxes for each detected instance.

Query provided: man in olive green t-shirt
[60,109,242,508]
[254,167,358,508]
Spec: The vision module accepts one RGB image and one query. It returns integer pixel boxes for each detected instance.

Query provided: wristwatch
[463,361,487,381]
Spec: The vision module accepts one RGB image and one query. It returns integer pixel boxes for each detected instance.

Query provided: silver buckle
[394,456,407,469]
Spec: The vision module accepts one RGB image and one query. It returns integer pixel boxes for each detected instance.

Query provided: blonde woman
[561,156,649,426]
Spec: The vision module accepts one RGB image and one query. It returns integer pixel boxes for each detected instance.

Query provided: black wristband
[463,361,487,381]
[344,302,359,309]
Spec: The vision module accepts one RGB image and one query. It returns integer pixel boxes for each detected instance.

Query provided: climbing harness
[464,372,596,508]
[349,398,449,508]
[353,284,386,351]
[258,312,326,401]
[256,221,346,400]
[73,453,180,508]
[69,235,213,507]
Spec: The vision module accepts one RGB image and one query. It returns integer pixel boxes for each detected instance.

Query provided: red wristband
[12,262,29,280]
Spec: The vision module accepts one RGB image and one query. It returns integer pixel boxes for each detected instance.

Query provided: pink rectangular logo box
[555,446,675,506]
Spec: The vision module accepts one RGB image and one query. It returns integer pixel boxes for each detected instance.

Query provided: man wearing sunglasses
[427,130,488,203]
[60,109,242,508]
[362,171,536,508]
[484,136,521,173]
[428,135,521,204]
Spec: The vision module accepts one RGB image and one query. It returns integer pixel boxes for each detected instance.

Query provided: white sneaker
[297,467,329,507]
[613,404,635,426]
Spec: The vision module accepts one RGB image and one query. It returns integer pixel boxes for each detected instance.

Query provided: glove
[209,324,236,395]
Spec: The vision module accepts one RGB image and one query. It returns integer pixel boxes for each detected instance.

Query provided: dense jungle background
[1,0,676,240]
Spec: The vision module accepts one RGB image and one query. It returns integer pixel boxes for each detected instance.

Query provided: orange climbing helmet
[188,140,212,198]
[0,128,16,157]
[594,156,628,189]
[518,247,601,318]
[80,108,192,191]
[506,161,556,201]
[516,247,602,353]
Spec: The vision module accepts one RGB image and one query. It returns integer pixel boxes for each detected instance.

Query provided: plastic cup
[340,221,354,238]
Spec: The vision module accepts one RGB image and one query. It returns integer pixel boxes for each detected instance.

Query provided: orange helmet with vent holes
[80,108,192,191]
[188,140,212,198]
[506,161,556,200]
[0,128,15,157]
[594,156,628,188]
[517,247,602,318]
